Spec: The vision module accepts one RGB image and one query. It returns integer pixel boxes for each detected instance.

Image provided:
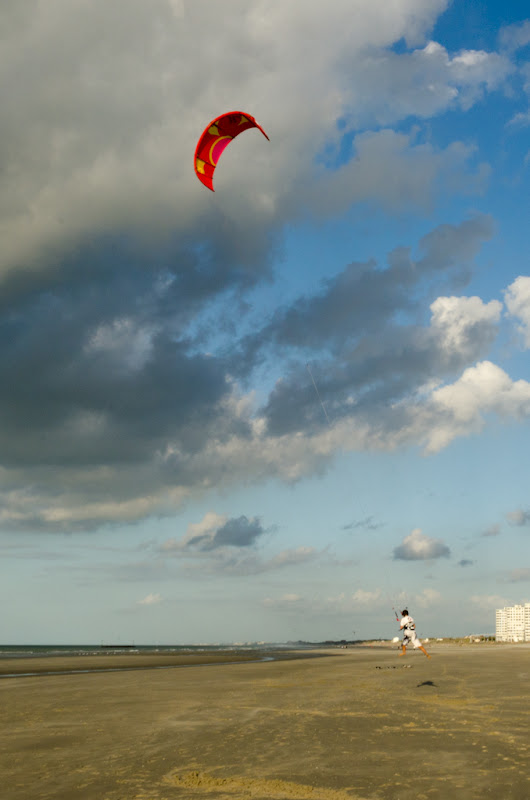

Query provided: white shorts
[403,631,422,649]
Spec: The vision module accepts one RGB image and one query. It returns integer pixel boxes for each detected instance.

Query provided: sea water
[0,643,299,659]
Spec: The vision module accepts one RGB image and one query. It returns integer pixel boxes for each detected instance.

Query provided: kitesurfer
[399,609,431,658]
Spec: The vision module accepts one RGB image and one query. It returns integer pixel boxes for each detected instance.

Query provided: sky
[1,0,530,644]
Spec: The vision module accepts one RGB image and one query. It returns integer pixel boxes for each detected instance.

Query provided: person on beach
[399,609,431,658]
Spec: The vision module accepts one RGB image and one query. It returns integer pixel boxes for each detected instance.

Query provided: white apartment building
[495,603,530,642]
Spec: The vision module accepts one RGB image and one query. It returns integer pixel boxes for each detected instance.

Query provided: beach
[1,643,529,800]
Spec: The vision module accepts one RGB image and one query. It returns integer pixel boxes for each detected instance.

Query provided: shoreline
[1,640,527,678]
[0,648,329,678]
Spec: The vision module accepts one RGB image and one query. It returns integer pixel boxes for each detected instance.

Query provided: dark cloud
[0,212,498,530]
[257,216,495,436]
[0,230,266,471]
[414,216,495,272]
[197,546,319,576]
[161,523,319,576]
[342,516,383,531]
[458,559,474,567]
[267,215,494,353]
[186,515,269,551]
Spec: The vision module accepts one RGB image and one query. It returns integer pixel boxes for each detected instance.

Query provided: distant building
[496,603,530,642]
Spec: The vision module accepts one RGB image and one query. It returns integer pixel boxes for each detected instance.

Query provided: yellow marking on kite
[208,124,219,136]
[239,115,249,125]
[208,135,232,166]
[195,158,206,174]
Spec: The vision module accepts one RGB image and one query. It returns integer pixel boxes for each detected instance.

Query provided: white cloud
[413,361,530,453]
[161,512,228,552]
[316,589,385,615]
[508,567,530,583]
[351,588,382,605]
[432,361,517,418]
[506,509,530,526]
[137,592,162,605]
[499,20,530,53]
[506,110,530,128]
[505,276,530,348]
[263,593,304,610]
[413,588,441,607]
[263,586,438,619]
[0,484,191,530]
[160,512,272,556]
[393,528,451,560]
[482,523,501,537]
[429,295,502,361]
[471,594,508,608]
[269,547,318,568]
[347,40,511,126]
[508,568,530,582]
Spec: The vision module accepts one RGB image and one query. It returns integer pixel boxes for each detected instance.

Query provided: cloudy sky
[1,0,529,644]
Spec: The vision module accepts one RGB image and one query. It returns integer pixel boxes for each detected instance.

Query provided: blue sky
[1,0,530,644]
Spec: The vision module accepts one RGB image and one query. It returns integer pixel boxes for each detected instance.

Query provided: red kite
[194,111,269,191]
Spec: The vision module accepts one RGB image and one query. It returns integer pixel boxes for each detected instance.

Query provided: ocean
[0,643,320,678]
[0,643,302,659]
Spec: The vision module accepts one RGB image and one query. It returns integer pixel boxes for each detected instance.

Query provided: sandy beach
[1,643,529,800]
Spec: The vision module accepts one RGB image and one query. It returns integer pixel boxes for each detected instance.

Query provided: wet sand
[1,643,529,800]
[0,650,292,677]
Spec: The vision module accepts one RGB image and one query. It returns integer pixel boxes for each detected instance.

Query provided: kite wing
[194,111,269,191]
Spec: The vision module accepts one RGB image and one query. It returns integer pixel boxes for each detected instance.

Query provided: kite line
[306,362,402,630]
[306,362,331,426]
